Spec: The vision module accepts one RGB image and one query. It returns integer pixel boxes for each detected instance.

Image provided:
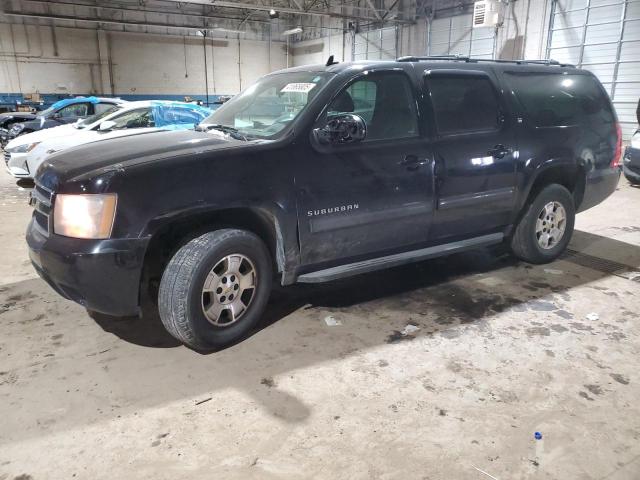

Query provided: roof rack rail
[396,56,575,68]
[397,55,470,62]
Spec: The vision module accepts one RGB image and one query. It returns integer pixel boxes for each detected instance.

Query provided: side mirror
[98,120,116,131]
[313,114,366,145]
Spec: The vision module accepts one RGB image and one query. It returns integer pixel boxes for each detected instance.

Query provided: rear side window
[427,75,500,135]
[505,73,614,128]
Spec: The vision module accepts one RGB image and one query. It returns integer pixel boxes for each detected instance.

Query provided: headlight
[7,141,40,153]
[53,194,117,239]
[632,131,640,150]
[10,124,24,134]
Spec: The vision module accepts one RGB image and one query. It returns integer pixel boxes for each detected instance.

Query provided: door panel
[297,139,434,266]
[425,70,518,240]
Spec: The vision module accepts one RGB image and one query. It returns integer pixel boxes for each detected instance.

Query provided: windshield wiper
[198,123,248,140]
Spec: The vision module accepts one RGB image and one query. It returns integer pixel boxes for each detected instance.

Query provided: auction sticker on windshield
[281,83,316,93]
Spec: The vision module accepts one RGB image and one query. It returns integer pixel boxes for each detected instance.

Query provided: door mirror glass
[313,114,367,145]
[98,120,117,131]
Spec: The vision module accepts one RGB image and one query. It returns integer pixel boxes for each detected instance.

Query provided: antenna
[326,55,338,66]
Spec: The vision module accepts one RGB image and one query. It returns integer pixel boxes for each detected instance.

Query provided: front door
[296,70,435,267]
[424,69,518,241]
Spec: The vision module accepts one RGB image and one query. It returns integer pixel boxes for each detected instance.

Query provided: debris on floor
[586,312,600,321]
[400,323,420,336]
[324,315,342,326]
[544,268,564,275]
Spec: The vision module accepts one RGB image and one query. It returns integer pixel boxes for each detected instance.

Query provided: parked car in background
[623,129,640,184]
[27,58,621,350]
[5,100,211,178]
[1,96,125,147]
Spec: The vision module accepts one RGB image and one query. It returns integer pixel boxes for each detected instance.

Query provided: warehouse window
[328,72,418,141]
[427,75,500,135]
[505,73,615,128]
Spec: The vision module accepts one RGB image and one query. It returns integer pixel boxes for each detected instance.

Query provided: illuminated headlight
[53,194,117,239]
[7,141,40,153]
[632,131,640,150]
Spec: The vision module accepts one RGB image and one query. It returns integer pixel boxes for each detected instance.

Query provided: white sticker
[281,83,316,93]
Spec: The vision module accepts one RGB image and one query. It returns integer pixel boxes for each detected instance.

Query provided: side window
[110,108,154,129]
[94,103,116,115]
[327,72,418,141]
[57,103,89,118]
[427,75,500,135]
[504,73,615,128]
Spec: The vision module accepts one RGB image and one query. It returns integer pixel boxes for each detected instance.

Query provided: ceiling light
[269,9,279,19]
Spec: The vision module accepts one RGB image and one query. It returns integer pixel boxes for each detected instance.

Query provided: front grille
[32,182,53,235]
[3,151,10,165]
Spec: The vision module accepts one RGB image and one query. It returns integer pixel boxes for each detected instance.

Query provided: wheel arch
[140,206,294,305]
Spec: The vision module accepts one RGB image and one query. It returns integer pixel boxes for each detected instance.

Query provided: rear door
[424,69,518,241]
[296,70,435,266]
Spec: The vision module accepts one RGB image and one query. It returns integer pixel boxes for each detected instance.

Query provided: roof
[271,57,582,76]
[49,96,124,110]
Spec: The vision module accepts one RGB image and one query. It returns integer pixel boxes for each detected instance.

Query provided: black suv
[27,57,622,350]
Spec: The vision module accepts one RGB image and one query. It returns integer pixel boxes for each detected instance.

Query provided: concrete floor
[1,170,639,480]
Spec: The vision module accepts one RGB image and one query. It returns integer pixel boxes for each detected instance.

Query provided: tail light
[611,122,622,168]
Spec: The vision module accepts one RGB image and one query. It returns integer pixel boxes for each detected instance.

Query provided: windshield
[201,72,332,138]
[36,106,55,117]
[75,105,121,129]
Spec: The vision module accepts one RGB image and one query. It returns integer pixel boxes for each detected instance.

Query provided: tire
[510,184,575,264]
[624,173,640,186]
[158,229,272,350]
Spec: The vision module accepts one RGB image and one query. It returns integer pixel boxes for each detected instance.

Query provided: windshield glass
[201,72,332,138]
[36,106,55,117]
[75,105,121,129]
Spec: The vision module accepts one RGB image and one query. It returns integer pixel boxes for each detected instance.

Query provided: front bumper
[4,151,31,178]
[26,217,149,316]
[577,166,620,212]
[623,146,640,183]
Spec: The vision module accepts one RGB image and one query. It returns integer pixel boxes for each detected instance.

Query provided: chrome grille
[32,182,53,235]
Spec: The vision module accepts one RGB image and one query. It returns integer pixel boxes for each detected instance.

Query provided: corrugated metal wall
[548,0,640,139]
[427,13,496,58]
[353,27,398,60]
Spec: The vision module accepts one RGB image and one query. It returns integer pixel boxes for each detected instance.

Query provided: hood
[6,123,76,149]
[0,111,36,123]
[38,129,261,188]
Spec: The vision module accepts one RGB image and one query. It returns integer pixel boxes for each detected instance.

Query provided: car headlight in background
[53,194,118,239]
[632,131,640,150]
[10,123,25,135]
[7,141,40,153]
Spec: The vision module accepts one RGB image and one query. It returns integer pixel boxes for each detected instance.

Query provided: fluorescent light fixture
[282,27,303,36]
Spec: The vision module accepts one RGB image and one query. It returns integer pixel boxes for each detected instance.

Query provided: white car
[4,100,211,178]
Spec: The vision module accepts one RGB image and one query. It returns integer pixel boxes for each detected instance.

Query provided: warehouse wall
[0,23,287,98]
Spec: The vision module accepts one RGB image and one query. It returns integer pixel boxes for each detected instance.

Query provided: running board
[297,233,504,283]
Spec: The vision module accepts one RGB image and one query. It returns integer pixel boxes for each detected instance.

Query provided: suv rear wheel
[510,184,575,264]
[158,229,272,350]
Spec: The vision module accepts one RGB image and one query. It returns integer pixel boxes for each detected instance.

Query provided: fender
[516,156,580,214]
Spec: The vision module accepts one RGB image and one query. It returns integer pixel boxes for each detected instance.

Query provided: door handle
[399,155,428,170]
[488,144,511,159]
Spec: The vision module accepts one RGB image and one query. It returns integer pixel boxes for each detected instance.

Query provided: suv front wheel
[510,184,576,264]
[158,229,273,350]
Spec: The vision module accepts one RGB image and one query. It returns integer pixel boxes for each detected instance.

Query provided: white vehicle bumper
[4,151,31,178]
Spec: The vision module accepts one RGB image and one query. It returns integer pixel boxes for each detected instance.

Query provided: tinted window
[58,103,89,118]
[427,75,500,135]
[505,73,614,128]
[328,72,418,141]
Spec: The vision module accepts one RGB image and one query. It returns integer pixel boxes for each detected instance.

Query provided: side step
[297,233,504,283]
